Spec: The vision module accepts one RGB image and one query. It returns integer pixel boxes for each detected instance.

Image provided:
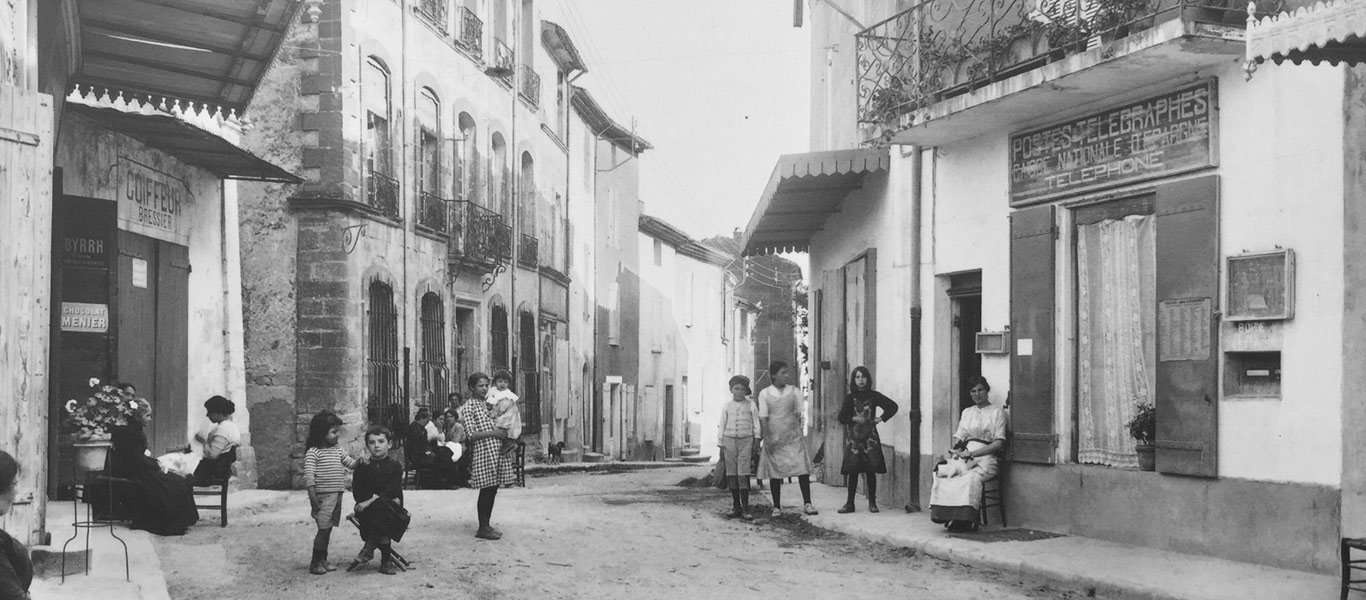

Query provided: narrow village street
[152,466,1095,600]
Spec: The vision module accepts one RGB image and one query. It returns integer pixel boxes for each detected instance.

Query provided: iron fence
[518,233,539,268]
[855,0,1282,125]
[418,0,448,34]
[456,6,483,58]
[494,39,514,83]
[366,170,401,220]
[520,63,541,107]
[495,221,513,260]
[419,191,448,233]
[448,199,503,266]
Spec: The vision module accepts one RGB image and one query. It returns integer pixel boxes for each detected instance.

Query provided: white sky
[542,0,812,241]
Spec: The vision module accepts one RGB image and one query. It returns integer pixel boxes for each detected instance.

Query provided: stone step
[681,454,711,463]
[582,452,604,463]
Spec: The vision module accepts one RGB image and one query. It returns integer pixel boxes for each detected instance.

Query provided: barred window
[367,280,404,436]
[452,307,475,395]
[419,292,448,408]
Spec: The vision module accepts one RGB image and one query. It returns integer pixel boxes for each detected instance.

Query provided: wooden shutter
[1009,204,1057,464]
[154,242,190,455]
[1,86,53,545]
[819,269,846,481]
[1154,175,1220,477]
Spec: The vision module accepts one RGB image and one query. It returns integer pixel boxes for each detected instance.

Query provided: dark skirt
[841,422,887,475]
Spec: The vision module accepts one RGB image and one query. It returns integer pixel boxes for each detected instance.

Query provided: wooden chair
[191,447,237,527]
[1342,538,1366,599]
[512,441,527,487]
[980,465,1006,527]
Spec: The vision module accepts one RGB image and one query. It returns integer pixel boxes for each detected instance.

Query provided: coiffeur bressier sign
[1009,80,1217,206]
[118,157,192,246]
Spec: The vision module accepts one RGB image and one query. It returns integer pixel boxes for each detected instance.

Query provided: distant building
[704,234,803,393]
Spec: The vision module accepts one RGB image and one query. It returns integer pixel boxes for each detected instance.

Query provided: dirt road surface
[153,466,1098,599]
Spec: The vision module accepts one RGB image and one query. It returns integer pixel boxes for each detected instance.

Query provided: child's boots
[309,549,328,575]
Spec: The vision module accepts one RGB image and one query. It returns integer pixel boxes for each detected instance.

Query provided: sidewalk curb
[810,517,1189,600]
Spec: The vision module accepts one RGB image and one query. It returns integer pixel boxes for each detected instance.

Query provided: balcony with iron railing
[495,221,513,260]
[418,190,448,234]
[493,39,515,85]
[447,199,503,267]
[417,0,448,34]
[456,7,483,59]
[856,0,1283,145]
[519,63,541,108]
[366,170,401,221]
[517,233,539,269]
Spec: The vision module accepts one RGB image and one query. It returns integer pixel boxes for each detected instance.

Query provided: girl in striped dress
[304,410,356,575]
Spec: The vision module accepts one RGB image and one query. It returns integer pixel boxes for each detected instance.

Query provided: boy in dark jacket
[351,426,405,574]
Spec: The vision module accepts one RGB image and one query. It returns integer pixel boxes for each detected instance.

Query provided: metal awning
[74,0,304,116]
[740,148,890,256]
[1246,0,1366,73]
[67,102,302,183]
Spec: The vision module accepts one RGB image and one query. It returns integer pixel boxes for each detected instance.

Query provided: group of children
[303,370,523,575]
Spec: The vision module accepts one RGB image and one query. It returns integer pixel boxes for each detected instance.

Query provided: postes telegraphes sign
[1009,81,1217,205]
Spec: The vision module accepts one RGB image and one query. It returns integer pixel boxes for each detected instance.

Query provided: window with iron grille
[490,304,509,370]
[519,310,540,432]
[419,293,448,408]
[367,280,404,438]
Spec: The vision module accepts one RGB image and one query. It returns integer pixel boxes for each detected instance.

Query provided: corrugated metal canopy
[740,148,890,256]
[1247,0,1366,71]
[74,0,303,115]
[68,102,302,183]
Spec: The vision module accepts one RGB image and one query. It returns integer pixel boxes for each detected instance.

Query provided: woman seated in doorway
[108,398,200,535]
[192,395,240,481]
[929,376,1007,532]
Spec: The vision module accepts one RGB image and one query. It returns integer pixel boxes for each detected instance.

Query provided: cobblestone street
[152,466,1096,599]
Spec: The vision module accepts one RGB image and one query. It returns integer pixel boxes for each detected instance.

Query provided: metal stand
[60,469,130,583]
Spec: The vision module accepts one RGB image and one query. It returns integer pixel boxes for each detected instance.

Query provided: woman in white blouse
[929,376,1007,532]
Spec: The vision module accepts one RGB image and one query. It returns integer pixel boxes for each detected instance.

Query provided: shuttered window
[519,310,540,432]
[1008,204,1058,464]
[491,304,509,370]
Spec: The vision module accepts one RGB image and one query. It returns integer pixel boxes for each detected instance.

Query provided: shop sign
[119,157,191,245]
[61,233,109,270]
[1009,81,1217,205]
[60,302,109,333]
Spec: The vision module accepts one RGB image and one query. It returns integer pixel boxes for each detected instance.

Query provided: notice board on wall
[1009,81,1217,205]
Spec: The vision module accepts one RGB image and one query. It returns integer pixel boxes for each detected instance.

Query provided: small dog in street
[547,441,565,465]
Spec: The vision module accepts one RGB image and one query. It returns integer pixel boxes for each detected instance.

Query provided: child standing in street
[485,370,523,456]
[350,426,406,575]
[304,410,355,575]
[717,375,761,520]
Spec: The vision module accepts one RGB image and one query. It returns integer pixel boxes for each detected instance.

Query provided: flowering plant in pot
[63,378,140,440]
[1127,401,1156,471]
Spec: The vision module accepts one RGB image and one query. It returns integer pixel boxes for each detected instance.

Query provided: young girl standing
[717,375,760,520]
[304,410,355,575]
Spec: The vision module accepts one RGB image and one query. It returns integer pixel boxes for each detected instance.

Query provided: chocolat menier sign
[1009,81,1217,205]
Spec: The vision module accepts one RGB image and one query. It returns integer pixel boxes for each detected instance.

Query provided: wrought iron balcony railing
[518,233,539,268]
[418,191,448,233]
[456,7,483,58]
[418,0,448,34]
[519,64,541,108]
[448,199,503,266]
[366,170,401,220]
[855,0,1282,126]
[493,39,515,83]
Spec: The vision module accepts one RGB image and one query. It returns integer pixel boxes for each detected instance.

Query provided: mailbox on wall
[1226,249,1295,321]
[976,330,1011,354]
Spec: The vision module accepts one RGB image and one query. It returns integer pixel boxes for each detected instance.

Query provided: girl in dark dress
[836,366,899,514]
[0,450,33,600]
[109,400,199,536]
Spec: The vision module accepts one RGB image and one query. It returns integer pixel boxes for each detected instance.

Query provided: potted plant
[1127,401,1156,471]
[63,378,140,471]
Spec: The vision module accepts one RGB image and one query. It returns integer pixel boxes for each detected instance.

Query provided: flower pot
[73,438,113,471]
[1135,444,1156,471]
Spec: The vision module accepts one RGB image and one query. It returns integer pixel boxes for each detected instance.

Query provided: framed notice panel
[1009,80,1218,206]
[1226,250,1294,321]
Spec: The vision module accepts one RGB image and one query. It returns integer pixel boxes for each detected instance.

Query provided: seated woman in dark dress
[0,450,33,599]
[109,399,199,536]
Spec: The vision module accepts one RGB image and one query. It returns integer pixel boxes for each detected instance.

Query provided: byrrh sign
[1009,81,1217,205]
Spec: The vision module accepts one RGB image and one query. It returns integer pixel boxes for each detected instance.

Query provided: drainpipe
[907,146,924,512]
[401,0,412,414]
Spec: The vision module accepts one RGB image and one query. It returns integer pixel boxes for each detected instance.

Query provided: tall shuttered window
[491,304,510,370]
[519,310,540,432]
[419,292,448,408]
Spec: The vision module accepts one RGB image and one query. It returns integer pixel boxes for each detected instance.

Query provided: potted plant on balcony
[63,378,140,471]
[1127,401,1157,471]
